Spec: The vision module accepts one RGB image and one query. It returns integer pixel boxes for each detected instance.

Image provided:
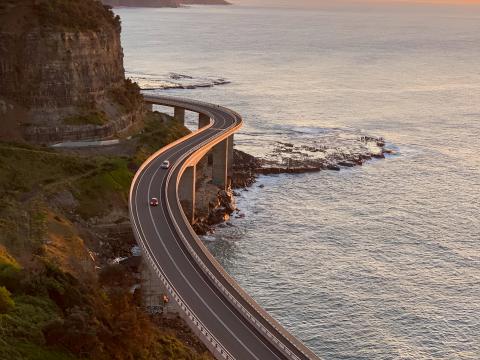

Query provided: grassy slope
[0,114,208,359]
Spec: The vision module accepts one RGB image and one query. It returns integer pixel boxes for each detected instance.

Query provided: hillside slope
[0,112,214,359]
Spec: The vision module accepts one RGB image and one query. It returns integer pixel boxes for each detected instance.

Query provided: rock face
[193,188,237,235]
[0,0,144,143]
[232,149,260,188]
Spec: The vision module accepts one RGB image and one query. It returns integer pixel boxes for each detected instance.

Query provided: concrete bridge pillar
[227,135,234,180]
[212,139,228,190]
[174,107,186,124]
[199,113,210,129]
[141,260,177,315]
[179,165,196,223]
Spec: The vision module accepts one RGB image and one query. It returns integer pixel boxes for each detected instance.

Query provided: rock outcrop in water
[0,0,145,143]
[257,136,394,175]
[191,139,395,236]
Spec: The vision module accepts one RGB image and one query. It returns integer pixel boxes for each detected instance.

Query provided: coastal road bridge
[130,95,320,360]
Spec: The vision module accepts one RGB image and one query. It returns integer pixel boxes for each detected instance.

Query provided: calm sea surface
[116,4,480,359]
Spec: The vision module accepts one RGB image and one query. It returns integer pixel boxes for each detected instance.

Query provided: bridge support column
[141,260,178,315]
[212,139,228,190]
[199,113,210,129]
[227,135,234,181]
[179,165,196,223]
[174,107,185,124]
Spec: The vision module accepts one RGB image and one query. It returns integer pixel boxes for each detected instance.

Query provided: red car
[150,198,159,207]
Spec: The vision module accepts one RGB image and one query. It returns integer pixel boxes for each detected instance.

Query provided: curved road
[129,95,320,360]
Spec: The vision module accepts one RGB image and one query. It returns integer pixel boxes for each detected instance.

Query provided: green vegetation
[0,145,95,195]
[111,79,144,113]
[0,113,205,359]
[34,0,121,31]
[134,111,190,165]
[0,286,14,313]
[0,246,22,292]
[0,248,210,359]
[0,113,188,226]
[74,157,133,219]
[63,111,109,126]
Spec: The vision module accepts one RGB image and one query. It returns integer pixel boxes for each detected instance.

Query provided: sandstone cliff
[0,0,145,143]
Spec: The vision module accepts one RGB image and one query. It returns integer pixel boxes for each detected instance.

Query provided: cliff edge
[0,0,145,143]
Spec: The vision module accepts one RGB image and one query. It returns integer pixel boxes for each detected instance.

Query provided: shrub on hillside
[0,246,22,293]
[110,79,144,113]
[34,0,121,31]
[0,286,14,313]
[63,111,109,126]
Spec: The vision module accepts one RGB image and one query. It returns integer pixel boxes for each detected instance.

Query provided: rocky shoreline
[257,136,395,174]
[130,72,231,91]
[192,136,394,236]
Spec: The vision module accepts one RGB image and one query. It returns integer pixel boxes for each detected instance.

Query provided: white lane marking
[140,116,265,359]
[136,108,288,359]
[132,99,315,360]
[162,112,300,359]
[145,187,263,360]
[132,131,236,359]
[149,115,285,359]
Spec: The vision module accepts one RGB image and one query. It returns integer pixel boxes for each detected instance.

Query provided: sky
[233,0,480,6]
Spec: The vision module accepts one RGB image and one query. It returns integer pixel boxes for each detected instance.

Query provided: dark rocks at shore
[194,137,394,236]
[193,188,237,235]
[231,136,394,181]
[232,149,261,188]
[255,135,394,175]
[132,73,230,91]
[192,221,212,236]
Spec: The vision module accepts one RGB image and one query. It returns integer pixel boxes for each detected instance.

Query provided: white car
[161,160,170,169]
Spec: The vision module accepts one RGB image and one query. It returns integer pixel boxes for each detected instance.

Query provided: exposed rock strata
[0,0,144,143]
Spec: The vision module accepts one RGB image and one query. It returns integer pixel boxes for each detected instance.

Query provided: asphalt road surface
[130,95,320,360]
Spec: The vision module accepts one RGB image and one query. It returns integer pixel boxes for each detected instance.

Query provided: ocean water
[116,4,480,359]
